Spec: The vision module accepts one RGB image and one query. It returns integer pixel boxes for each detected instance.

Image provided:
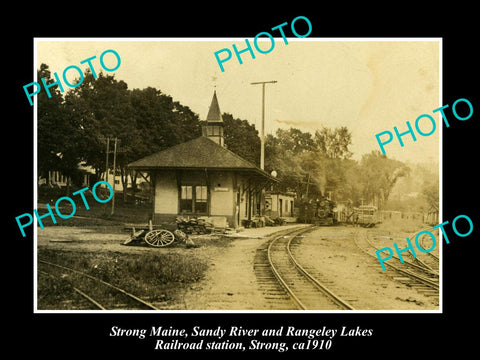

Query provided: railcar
[353,205,379,227]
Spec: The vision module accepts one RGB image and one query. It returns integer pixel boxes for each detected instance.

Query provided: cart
[124,220,189,248]
[123,217,213,247]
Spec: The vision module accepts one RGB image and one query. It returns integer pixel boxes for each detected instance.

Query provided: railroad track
[354,229,439,298]
[38,259,158,310]
[254,226,356,310]
[399,228,440,274]
[380,229,440,277]
[417,231,440,268]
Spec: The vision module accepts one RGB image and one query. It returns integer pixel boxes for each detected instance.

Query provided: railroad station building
[128,91,278,229]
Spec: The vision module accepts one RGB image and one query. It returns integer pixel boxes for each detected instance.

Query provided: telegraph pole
[111,137,118,216]
[105,137,110,184]
[103,137,111,216]
[251,81,277,218]
[251,80,277,170]
[104,137,119,216]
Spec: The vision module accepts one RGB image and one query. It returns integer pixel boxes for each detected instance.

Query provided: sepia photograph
[33,38,441,312]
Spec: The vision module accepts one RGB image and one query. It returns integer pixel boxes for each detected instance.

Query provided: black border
[9,7,479,357]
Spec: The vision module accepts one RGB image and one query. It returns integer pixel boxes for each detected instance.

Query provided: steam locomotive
[298,196,336,225]
[298,198,379,227]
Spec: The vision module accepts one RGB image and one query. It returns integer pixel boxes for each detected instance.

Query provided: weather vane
[211,76,217,90]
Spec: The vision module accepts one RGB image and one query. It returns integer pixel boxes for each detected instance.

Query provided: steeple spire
[206,90,223,123]
[202,91,225,146]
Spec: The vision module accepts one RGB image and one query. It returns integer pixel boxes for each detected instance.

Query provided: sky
[36,38,440,164]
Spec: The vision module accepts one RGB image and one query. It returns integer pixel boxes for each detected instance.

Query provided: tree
[274,128,315,155]
[171,101,202,144]
[265,128,321,199]
[311,126,353,200]
[130,87,201,152]
[37,64,83,188]
[263,126,414,210]
[128,87,201,197]
[341,159,364,204]
[422,178,439,211]
[359,151,411,207]
[64,70,137,200]
[222,113,260,166]
[264,126,356,201]
[314,126,353,159]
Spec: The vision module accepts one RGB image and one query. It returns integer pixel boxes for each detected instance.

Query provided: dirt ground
[181,235,274,310]
[36,224,304,310]
[292,225,439,310]
[36,221,440,311]
[181,223,439,311]
[37,226,176,254]
[181,225,311,310]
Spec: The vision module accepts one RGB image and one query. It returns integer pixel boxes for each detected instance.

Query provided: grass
[36,190,152,229]
[37,248,209,310]
[35,188,236,309]
[375,217,427,235]
[35,187,251,309]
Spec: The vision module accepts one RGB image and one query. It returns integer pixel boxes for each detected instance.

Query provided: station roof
[128,136,278,181]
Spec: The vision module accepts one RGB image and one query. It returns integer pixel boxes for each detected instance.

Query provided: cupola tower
[202,91,224,146]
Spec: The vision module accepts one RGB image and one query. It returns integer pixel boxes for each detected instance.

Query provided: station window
[180,185,208,214]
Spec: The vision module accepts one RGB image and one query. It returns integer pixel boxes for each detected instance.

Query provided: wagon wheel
[144,229,175,247]
[173,229,188,243]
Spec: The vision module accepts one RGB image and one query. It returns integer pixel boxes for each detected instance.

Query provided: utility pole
[251,81,277,218]
[111,137,118,216]
[251,80,277,170]
[105,137,110,184]
[103,137,111,216]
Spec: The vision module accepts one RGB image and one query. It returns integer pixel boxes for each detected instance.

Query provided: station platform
[222,223,311,239]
